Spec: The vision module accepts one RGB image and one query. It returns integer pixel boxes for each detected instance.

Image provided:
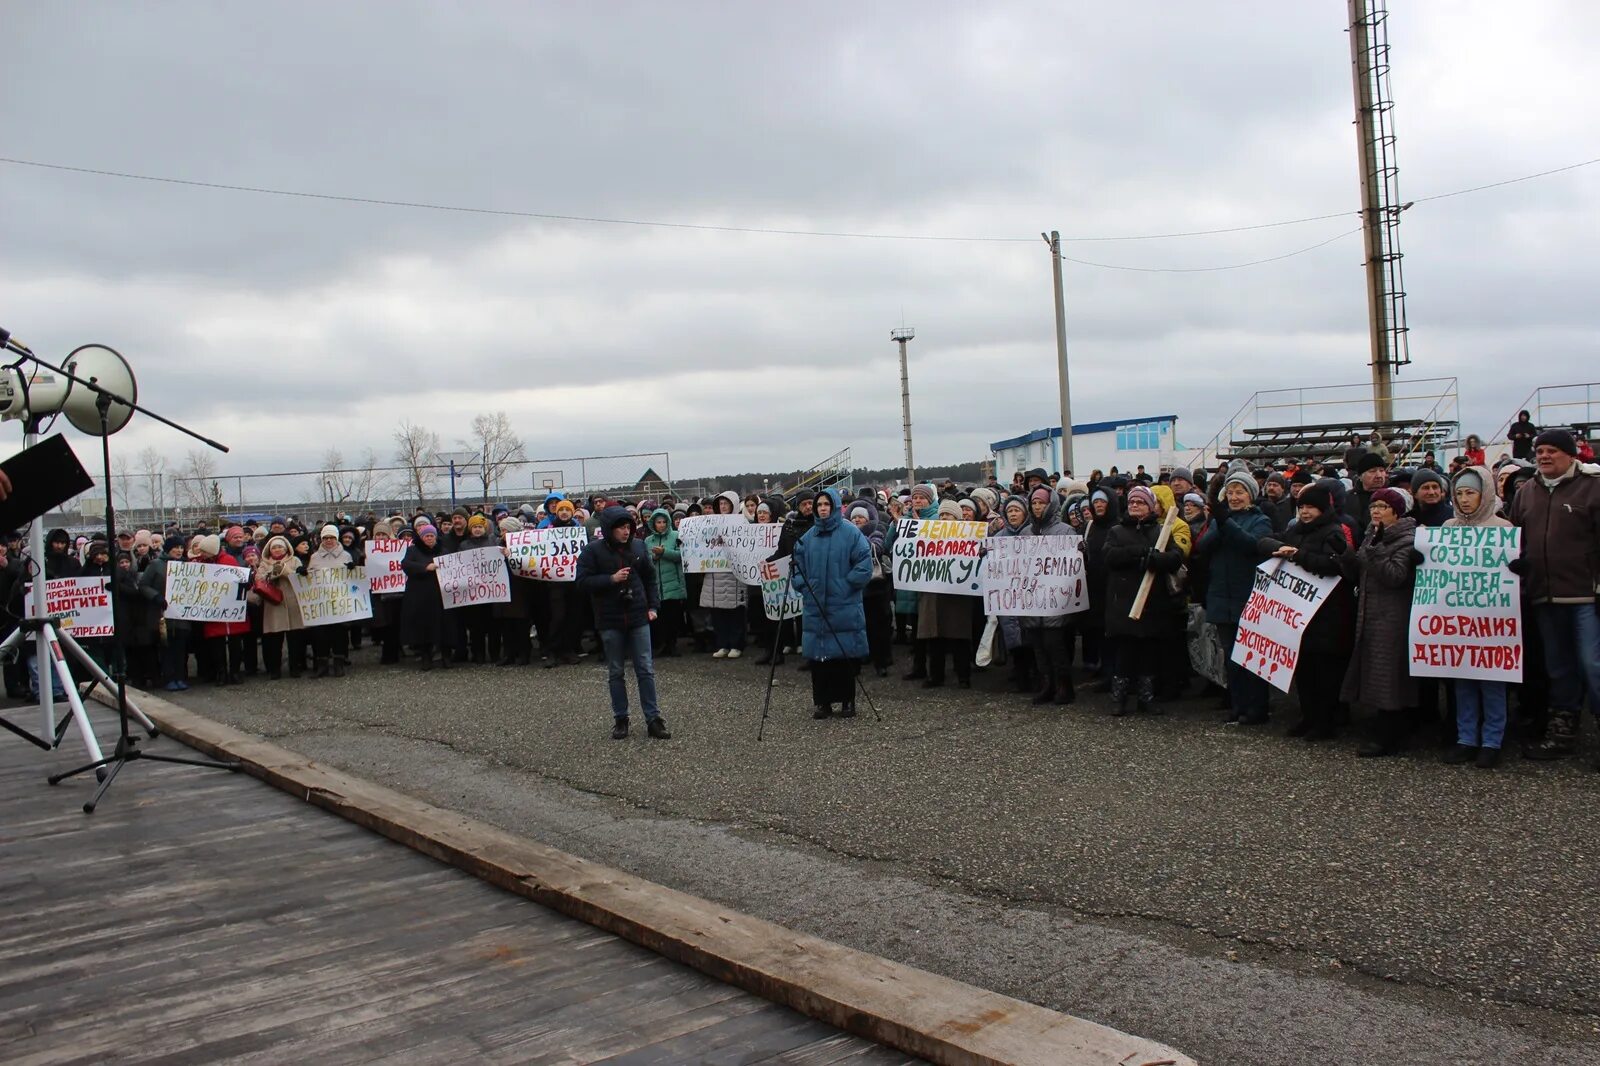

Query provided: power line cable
[0,153,1594,246]
[1059,227,1361,273]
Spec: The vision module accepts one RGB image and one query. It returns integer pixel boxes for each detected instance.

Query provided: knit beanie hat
[1370,487,1408,515]
[467,513,490,533]
[848,503,870,522]
[1296,484,1334,516]
[1169,467,1194,485]
[1126,485,1157,513]
[936,499,961,519]
[1223,469,1260,501]
[970,487,998,511]
[191,534,221,558]
[553,499,576,519]
[320,524,339,540]
[499,517,523,533]
[1354,451,1388,475]
[418,523,438,538]
[162,534,186,554]
[1029,487,1053,506]
[1533,428,1577,456]
[1182,492,1206,510]
[911,484,936,505]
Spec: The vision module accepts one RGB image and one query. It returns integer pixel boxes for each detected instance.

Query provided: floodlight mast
[890,327,915,488]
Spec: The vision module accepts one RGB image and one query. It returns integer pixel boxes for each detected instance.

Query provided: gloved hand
[1143,549,1161,572]
[1506,556,1527,576]
[1408,548,1425,567]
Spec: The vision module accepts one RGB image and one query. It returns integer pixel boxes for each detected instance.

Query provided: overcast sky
[3,1,1597,489]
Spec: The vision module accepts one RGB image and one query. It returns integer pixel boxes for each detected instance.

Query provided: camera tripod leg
[59,631,159,737]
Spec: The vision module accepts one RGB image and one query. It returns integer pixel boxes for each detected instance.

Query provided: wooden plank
[127,694,1197,1066]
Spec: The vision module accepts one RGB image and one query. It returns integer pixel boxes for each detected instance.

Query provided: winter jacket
[1102,514,1184,639]
[399,540,447,647]
[1196,506,1272,626]
[791,489,872,661]
[255,545,306,634]
[1258,511,1353,657]
[575,507,659,631]
[1507,463,1600,604]
[201,550,251,639]
[643,509,686,602]
[1509,419,1539,459]
[1083,491,1122,625]
[1339,517,1419,712]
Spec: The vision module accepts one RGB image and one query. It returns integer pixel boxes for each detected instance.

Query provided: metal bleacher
[1190,378,1461,472]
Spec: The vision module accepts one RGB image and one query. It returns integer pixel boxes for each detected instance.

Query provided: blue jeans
[1454,679,1508,749]
[600,624,659,721]
[1536,603,1600,715]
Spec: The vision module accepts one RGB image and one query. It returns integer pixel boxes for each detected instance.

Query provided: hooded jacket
[1196,502,1271,626]
[1442,465,1511,530]
[644,508,686,601]
[575,506,659,630]
[1020,492,1076,629]
[791,488,872,661]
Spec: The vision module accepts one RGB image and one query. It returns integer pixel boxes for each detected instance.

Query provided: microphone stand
[0,340,242,811]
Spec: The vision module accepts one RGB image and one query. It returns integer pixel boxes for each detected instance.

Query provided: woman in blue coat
[792,488,873,720]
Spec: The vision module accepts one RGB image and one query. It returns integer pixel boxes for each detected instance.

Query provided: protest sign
[365,537,408,594]
[726,522,783,584]
[981,534,1088,617]
[758,558,804,621]
[164,561,251,623]
[504,526,585,581]
[290,567,374,626]
[435,546,511,609]
[24,576,114,637]
[1407,525,1523,682]
[676,515,747,573]
[890,518,988,596]
[1230,558,1341,692]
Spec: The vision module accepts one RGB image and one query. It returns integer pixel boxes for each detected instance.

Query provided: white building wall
[992,422,1179,481]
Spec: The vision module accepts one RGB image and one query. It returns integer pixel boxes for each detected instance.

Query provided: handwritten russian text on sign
[1230,558,1340,692]
[365,538,408,594]
[981,535,1088,616]
[504,526,585,581]
[676,515,748,573]
[759,558,804,621]
[24,577,114,637]
[435,546,511,609]
[890,518,988,596]
[164,561,251,623]
[1407,525,1523,682]
[290,568,374,626]
[726,522,783,584]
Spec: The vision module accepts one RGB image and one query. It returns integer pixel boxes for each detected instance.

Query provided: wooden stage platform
[0,719,918,1064]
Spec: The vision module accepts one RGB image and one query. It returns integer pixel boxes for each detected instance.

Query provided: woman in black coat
[1257,483,1354,740]
[1102,485,1185,715]
[400,525,450,671]
[1081,488,1121,676]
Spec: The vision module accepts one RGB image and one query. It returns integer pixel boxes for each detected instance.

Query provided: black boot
[646,717,671,740]
[1136,676,1158,715]
[836,702,857,718]
[419,648,434,672]
[1053,670,1076,706]
[1030,678,1055,705]
[312,657,329,679]
[1286,717,1312,738]
[813,704,833,719]
[612,717,630,740]
[331,659,347,678]
[1110,676,1131,716]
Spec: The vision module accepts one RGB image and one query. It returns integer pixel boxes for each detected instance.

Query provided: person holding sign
[306,525,356,678]
[792,488,872,719]
[1256,483,1353,740]
[1339,488,1420,757]
[1020,487,1078,706]
[1437,466,1515,768]
[188,534,251,686]
[400,525,450,671]
[576,506,669,740]
[1197,470,1274,726]
[1103,485,1186,716]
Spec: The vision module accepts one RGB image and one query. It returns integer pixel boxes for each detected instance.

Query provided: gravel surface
[161,641,1600,1063]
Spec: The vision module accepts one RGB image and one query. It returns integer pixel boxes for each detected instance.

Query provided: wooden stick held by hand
[1128,505,1180,621]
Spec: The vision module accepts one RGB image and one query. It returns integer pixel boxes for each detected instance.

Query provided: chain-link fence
[46,451,704,529]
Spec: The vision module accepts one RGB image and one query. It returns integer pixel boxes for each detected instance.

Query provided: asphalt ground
[135,637,1600,1064]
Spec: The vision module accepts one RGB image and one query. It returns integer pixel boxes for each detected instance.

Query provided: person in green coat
[645,508,686,656]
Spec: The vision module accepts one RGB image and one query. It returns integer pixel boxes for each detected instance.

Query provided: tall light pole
[891,327,916,487]
[1043,232,1075,474]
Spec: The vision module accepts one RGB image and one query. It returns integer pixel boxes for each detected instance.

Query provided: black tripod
[6,351,242,811]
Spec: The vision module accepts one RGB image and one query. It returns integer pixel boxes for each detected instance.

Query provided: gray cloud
[2,0,1596,484]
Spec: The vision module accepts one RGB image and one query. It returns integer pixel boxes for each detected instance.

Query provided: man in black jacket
[575,506,669,740]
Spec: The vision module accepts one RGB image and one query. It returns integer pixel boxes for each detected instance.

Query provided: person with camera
[576,505,670,741]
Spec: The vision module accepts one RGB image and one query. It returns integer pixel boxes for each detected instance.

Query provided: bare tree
[136,446,167,512]
[177,449,219,511]
[110,454,132,515]
[394,419,441,506]
[466,411,526,501]
[321,447,351,506]
[346,448,390,510]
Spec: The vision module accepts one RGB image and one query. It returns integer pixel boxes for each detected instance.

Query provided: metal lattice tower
[1349,0,1411,422]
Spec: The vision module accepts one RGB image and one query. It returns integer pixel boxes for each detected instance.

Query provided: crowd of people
[2,420,1595,767]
